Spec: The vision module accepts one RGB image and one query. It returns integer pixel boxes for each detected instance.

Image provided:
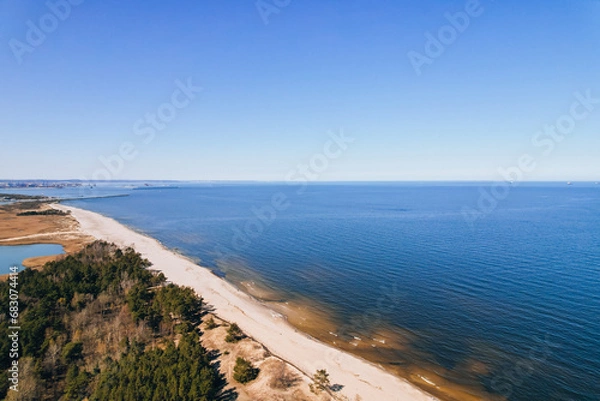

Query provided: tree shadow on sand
[211,353,238,401]
[216,388,239,401]
[201,303,217,316]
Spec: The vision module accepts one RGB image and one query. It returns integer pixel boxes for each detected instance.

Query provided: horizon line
[1,179,599,183]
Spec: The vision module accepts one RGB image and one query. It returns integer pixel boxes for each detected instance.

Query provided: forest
[0,241,227,401]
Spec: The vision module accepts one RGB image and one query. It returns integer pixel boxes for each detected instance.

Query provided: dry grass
[200,314,325,401]
[0,203,94,277]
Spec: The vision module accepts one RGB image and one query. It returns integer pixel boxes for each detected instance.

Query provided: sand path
[0,231,81,242]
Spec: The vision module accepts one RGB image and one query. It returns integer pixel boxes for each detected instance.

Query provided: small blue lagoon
[0,244,65,274]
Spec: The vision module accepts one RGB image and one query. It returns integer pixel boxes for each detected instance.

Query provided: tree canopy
[0,241,225,400]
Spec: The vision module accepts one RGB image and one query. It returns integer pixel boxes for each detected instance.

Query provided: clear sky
[1,0,599,181]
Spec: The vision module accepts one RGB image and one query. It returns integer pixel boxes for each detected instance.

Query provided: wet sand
[237,278,503,401]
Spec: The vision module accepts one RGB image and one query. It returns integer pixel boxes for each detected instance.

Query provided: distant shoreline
[0,193,129,205]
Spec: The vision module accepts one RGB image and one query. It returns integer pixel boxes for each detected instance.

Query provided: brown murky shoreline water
[232,274,505,401]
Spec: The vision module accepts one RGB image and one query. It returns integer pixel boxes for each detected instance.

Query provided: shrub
[233,357,259,384]
[225,323,244,343]
[309,369,330,394]
[205,317,218,330]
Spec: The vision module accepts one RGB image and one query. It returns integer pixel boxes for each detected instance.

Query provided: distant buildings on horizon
[0,181,83,189]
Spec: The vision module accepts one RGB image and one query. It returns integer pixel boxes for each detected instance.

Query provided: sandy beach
[54,204,438,401]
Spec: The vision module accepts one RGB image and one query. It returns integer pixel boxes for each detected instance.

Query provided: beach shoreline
[53,203,439,401]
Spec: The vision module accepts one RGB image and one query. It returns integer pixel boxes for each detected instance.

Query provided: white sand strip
[55,204,438,401]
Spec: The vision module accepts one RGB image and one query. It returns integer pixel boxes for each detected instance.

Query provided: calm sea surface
[16,182,598,400]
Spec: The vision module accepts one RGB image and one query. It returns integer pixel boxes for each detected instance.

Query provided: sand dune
[54,204,438,401]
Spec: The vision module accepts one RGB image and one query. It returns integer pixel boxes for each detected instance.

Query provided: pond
[0,244,65,274]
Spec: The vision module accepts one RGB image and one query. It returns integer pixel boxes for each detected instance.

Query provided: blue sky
[1,0,599,181]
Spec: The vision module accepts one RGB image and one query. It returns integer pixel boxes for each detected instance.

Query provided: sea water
[62,183,600,400]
